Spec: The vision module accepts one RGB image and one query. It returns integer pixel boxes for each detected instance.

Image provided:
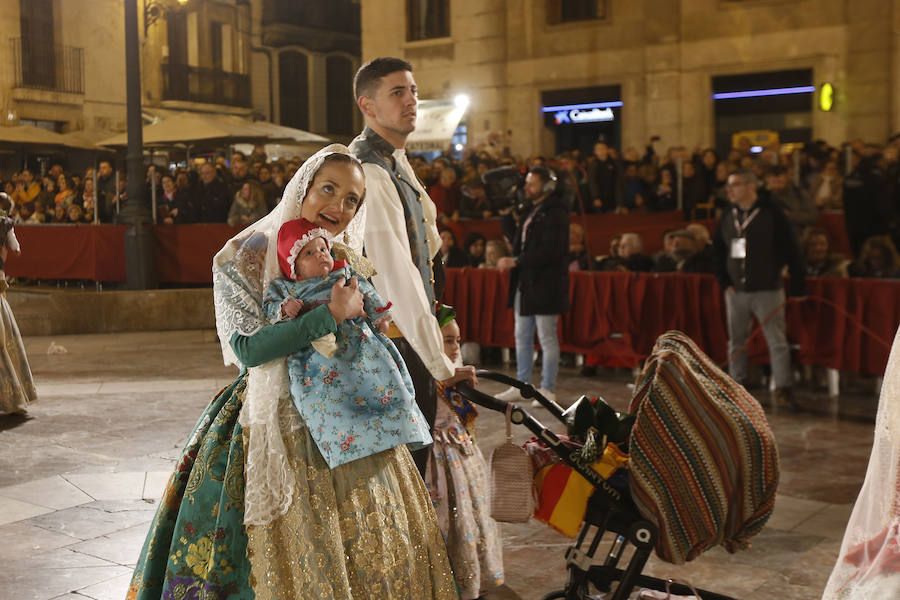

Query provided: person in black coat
[497,166,569,403]
[712,169,806,406]
[843,152,890,256]
[196,163,232,223]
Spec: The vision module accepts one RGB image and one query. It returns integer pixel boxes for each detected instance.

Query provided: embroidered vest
[350,128,435,307]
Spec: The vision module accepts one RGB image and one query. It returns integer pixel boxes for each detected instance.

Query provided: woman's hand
[327,277,365,323]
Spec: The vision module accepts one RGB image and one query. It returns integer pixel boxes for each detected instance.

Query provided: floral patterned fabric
[0,285,37,415]
[426,384,505,600]
[245,399,460,600]
[128,376,253,600]
[263,266,432,469]
[129,374,459,600]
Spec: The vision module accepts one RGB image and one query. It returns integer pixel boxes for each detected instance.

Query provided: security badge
[730,207,759,260]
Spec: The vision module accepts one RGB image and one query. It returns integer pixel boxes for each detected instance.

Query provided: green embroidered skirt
[128,373,458,600]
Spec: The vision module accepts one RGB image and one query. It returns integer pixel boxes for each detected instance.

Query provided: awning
[406,99,466,152]
[97,112,330,150]
[0,124,108,151]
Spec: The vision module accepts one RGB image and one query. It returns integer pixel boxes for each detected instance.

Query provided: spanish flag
[533,443,628,537]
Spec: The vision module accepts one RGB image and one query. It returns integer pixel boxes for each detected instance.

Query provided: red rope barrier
[724,294,894,368]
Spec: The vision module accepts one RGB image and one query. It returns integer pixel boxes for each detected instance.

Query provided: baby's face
[295,236,333,279]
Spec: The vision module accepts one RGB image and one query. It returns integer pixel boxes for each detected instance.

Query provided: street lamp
[122,0,155,289]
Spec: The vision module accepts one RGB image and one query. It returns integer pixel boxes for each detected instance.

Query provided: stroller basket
[458,371,737,600]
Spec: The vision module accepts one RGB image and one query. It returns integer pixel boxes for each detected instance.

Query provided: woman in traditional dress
[823,324,900,599]
[0,207,37,415]
[128,145,458,600]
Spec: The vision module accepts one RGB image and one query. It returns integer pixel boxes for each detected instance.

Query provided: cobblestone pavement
[0,330,877,599]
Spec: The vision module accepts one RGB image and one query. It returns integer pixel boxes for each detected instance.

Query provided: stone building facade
[362,0,900,157]
[0,0,360,142]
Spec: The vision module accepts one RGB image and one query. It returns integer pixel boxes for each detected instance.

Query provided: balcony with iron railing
[11,37,84,95]
[162,63,251,108]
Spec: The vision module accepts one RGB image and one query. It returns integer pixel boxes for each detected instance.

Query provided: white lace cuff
[274,297,297,323]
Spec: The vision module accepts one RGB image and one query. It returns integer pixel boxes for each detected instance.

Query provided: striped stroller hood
[627,330,780,564]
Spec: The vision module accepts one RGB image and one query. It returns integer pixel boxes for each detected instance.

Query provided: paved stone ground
[0,330,878,600]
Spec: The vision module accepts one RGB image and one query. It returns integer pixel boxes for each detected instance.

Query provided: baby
[263,217,431,469]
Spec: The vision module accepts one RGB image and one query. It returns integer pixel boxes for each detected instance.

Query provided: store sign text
[554,107,615,125]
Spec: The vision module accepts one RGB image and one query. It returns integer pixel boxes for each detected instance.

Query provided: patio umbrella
[97,112,329,150]
[0,124,105,151]
[96,113,259,148]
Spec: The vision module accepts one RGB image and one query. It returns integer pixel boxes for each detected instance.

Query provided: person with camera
[496,166,570,405]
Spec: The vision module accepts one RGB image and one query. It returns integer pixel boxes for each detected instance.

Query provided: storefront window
[547,0,607,24]
[407,0,450,41]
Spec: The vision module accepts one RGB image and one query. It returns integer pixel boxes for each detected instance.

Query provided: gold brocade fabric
[0,289,36,415]
[332,241,376,279]
[245,403,459,600]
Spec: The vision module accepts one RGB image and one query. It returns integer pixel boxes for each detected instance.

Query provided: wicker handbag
[489,403,534,522]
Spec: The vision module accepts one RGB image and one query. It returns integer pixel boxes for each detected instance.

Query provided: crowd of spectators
[421,133,900,281]
[0,146,307,228]
[4,135,900,281]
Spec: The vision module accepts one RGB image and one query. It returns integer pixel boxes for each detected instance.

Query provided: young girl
[263,217,432,468]
[427,306,504,599]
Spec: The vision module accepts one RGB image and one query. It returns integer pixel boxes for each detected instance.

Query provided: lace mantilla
[211,144,367,526]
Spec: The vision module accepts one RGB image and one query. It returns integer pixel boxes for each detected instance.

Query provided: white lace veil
[211,143,367,526]
[823,324,900,598]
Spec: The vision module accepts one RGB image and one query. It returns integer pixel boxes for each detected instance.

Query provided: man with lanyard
[712,168,806,407]
[350,57,476,475]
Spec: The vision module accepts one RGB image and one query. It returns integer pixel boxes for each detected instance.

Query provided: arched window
[279,51,309,130]
[326,56,355,135]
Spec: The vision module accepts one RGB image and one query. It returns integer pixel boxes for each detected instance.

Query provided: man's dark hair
[528,165,553,184]
[354,57,413,100]
[730,168,758,186]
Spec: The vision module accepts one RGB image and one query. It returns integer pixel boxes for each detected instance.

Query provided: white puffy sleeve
[361,163,455,381]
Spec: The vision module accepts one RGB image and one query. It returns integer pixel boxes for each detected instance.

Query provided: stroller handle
[455,381,508,413]
[470,370,567,422]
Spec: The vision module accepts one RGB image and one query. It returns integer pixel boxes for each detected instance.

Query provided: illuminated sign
[712,85,815,100]
[819,83,834,111]
[554,107,615,125]
[542,101,623,113]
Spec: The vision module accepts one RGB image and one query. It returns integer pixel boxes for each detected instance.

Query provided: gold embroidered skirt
[0,293,36,415]
[246,405,459,600]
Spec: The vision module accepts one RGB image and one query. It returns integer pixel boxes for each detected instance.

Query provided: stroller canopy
[627,330,780,564]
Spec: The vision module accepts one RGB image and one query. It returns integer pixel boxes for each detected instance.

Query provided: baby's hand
[375,316,391,334]
[281,297,304,319]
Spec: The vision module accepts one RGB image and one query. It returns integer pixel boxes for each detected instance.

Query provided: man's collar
[734,197,759,212]
[361,127,399,157]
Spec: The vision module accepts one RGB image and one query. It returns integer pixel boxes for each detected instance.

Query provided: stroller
[457,332,778,600]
